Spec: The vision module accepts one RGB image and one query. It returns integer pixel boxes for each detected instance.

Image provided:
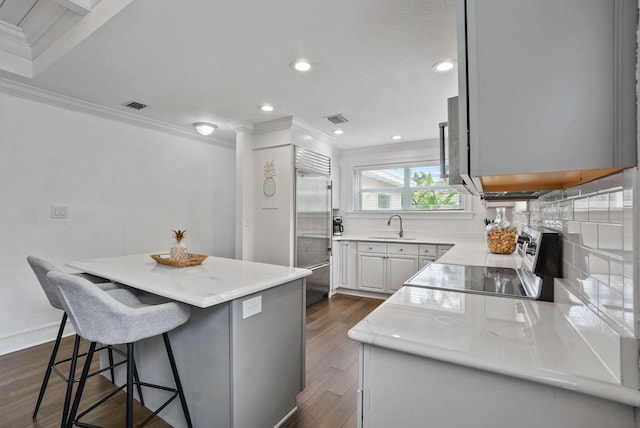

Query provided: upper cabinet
[457,0,637,192]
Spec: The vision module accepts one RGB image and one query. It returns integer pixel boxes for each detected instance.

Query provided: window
[354,162,464,211]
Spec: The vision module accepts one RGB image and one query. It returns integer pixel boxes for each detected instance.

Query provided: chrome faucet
[386,215,403,238]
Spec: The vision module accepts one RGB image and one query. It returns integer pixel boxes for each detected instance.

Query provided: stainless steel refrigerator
[294,147,332,306]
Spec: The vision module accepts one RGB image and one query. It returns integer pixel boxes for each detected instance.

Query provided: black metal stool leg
[33,312,67,419]
[163,333,193,428]
[65,342,96,428]
[126,343,134,428]
[61,335,81,428]
[133,358,145,406]
[107,346,115,383]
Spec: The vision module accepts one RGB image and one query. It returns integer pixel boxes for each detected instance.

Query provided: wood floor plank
[0,294,382,427]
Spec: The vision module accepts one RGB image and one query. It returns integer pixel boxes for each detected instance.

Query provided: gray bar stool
[27,255,147,427]
[48,271,193,428]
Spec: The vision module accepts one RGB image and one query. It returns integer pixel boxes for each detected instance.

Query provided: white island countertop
[67,253,312,308]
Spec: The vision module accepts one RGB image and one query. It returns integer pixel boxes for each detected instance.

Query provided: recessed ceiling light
[432,60,457,73]
[260,104,274,112]
[193,122,217,136]
[391,135,402,140]
[333,129,344,135]
[292,59,312,72]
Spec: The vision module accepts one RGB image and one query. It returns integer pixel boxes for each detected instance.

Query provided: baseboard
[334,287,389,300]
[0,321,75,356]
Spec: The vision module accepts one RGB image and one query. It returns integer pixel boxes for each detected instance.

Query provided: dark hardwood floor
[0,294,382,427]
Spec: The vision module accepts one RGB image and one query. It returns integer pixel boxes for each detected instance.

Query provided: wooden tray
[150,253,207,267]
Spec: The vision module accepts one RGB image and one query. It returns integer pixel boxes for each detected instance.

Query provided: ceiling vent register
[325,114,348,125]
[123,101,147,110]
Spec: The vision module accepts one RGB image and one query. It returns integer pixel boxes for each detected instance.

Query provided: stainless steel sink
[367,236,417,240]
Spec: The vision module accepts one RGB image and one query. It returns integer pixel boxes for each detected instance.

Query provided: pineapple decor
[170,229,188,261]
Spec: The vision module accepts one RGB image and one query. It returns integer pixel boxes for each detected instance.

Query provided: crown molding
[229,120,254,134]
[54,0,102,16]
[253,116,294,134]
[291,117,336,146]
[0,76,234,148]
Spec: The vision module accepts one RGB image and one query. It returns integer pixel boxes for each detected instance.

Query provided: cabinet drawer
[357,242,386,253]
[437,245,453,258]
[387,243,419,256]
[418,244,437,256]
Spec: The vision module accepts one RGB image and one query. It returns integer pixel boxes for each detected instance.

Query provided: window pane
[354,163,464,211]
[410,189,462,210]
[361,191,402,210]
[409,165,444,187]
[360,168,404,190]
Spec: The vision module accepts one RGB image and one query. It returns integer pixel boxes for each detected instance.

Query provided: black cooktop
[405,263,542,299]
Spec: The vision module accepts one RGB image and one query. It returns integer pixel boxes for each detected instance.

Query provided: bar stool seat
[48,271,193,428]
[27,255,144,427]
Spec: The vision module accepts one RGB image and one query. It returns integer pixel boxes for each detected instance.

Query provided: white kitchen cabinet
[387,255,419,293]
[358,253,386,292]
[437,244,453,259]
[457,0,637,190]
[358,344,636,428]
[357,242,418,293]
[418,256,436,269]
[335,241,357,289]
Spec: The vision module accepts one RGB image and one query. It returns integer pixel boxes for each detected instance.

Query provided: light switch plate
[242,295,262,319]
[51,205,68,219]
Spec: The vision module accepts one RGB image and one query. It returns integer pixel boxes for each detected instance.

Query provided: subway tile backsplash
[529,169,636,335]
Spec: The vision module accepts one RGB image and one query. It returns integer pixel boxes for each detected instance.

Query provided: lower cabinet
[357,242,418,293]
[334,241,357,290]
[334,240,452,293]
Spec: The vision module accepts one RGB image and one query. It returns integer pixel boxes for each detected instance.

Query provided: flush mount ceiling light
[292,59,312,72]
[333,129,344,135]
[260,104,274,112]
[193,122,217,136]
[391,135,402,140]
[432,60,457,73]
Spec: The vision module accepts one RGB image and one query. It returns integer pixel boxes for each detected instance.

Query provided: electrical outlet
[51,205,68,219]
[242,295,262,319]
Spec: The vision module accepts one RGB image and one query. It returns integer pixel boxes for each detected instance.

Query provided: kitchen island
[347,241,640,428]
[68,253,312,428]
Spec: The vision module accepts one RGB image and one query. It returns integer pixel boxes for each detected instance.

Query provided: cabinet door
[459,0,637,177]
[387,255,418,293]
[419,256,436,269]
[338,241,353,289]
[436,245,453,260]
[358,253,386,292]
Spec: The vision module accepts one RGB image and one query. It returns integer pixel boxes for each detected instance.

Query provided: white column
[230,121,254,261]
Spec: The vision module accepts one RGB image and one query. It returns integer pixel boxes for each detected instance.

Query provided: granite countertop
[68,253,312,308]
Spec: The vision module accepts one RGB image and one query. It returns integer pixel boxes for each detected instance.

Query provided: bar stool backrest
[27,256,65,310]
[48,271,191,345]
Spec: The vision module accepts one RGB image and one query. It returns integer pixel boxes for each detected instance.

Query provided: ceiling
[0,0,458,149]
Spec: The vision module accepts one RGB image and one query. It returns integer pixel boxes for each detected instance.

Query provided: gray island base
[67,254,310,428]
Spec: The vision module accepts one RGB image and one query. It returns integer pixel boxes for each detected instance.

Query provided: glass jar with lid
[485,207,517,254]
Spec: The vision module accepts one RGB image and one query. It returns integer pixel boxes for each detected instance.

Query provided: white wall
[0,91,235,354]
[252,145,294,266]
[336,139,487,239]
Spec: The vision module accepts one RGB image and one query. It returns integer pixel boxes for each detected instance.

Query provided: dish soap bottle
[485,208,517,254]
